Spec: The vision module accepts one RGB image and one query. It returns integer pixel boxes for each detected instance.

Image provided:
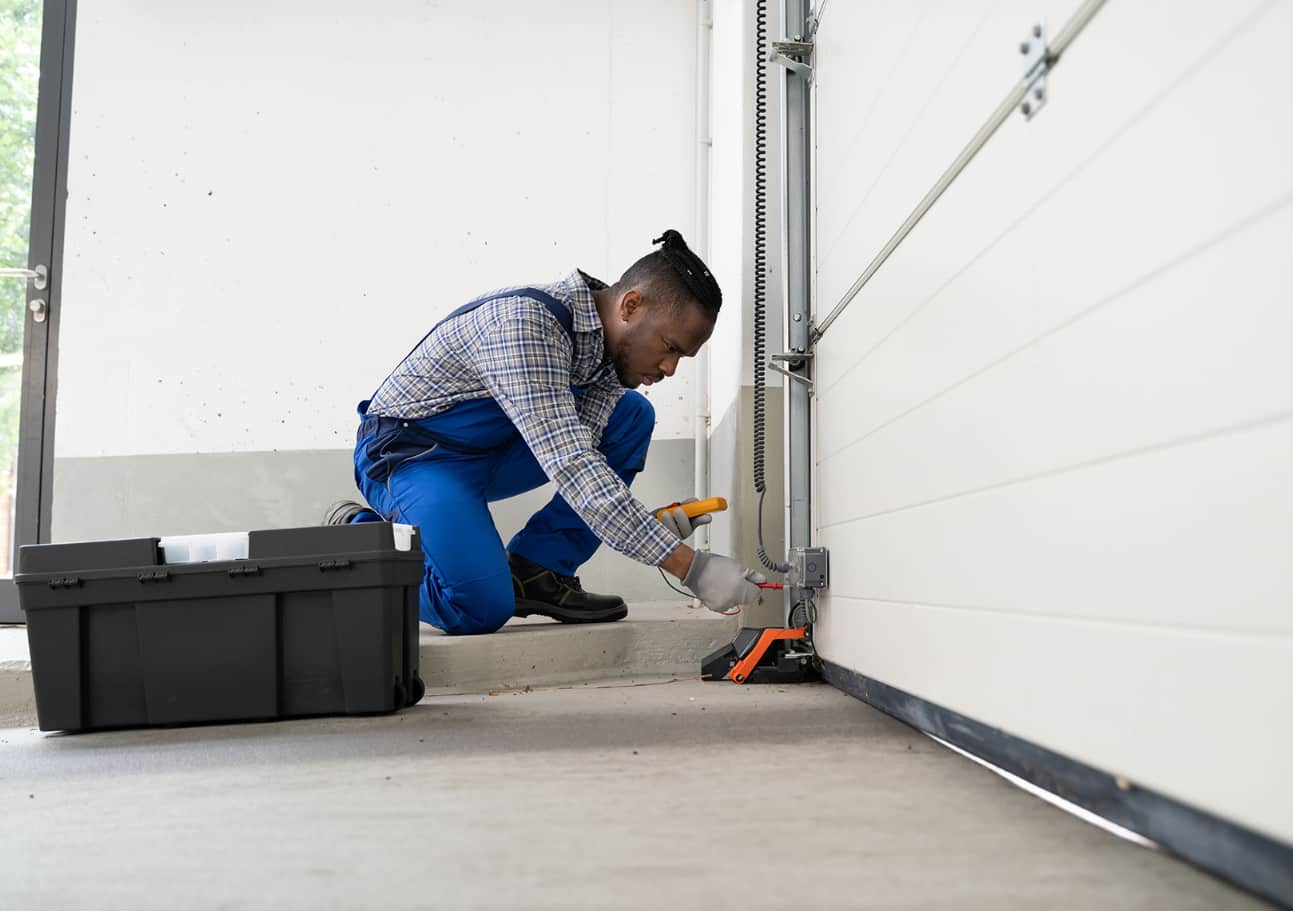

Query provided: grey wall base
[821,661,1293,911]
[50,438,695,604]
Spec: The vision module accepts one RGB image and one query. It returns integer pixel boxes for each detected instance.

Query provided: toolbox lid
[16,522,419,576]
[17,537,162,574]
[247,522,417,560]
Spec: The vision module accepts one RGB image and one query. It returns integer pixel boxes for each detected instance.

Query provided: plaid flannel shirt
[366,270,681,567]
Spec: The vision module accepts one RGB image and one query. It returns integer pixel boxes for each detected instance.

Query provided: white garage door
[810,0,1293,847]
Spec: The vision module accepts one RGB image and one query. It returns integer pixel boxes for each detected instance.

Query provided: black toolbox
[15,522,426,733]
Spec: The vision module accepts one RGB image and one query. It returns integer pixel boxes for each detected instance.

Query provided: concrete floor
[0,679,1267,910]
[0,605,739,722]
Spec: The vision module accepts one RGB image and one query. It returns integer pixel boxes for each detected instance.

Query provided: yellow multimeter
[654,496,728,523]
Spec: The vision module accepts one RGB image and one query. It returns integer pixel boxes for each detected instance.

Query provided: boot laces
[555,573,583,592]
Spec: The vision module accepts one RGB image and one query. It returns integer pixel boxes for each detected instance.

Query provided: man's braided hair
[615,229,722,317]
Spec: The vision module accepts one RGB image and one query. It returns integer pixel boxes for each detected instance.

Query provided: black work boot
[509,552,628,624]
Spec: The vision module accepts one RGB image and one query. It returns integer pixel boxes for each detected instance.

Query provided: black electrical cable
[657,567,692,599]
[752,0,791,575]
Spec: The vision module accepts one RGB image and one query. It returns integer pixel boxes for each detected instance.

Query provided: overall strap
[365,287,577,410]
[433,287,574,342]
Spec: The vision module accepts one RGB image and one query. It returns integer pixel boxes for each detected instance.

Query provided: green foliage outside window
[0,0,41,459]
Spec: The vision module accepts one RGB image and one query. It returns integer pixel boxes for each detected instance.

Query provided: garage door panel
[816,12,1292,460]
[815,1,1086,306]
[811,0,1292,848]
[820,417,1293,635]
[814,0,1278,399]
[813,595,1293,845]
[817,203,1293,526]
[814,6,1013,266]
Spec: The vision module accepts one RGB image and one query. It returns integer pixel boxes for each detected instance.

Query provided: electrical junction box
[790,547,829,589]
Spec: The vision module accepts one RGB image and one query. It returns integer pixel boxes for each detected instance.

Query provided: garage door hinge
[1019,21,1050,120]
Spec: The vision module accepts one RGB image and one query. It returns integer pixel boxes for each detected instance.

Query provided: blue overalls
[352,289,654,636]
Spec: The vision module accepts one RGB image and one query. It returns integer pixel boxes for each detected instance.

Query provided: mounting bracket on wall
[1018,21,1050,120]
[767,350,814,389]
[769,39,813,82]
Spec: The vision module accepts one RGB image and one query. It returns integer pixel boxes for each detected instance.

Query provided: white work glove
[683,551,765,614]
[653,497,714,541]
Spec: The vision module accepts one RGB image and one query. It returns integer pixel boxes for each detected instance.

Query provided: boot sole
[514,598,628,624]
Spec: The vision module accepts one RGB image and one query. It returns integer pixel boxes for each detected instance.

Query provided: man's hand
[653,497,714,541]
[682,551,766,613]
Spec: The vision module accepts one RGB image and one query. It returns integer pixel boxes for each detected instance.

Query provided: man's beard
[610,338,634,387]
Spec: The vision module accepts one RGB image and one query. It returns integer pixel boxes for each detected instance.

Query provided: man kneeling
[332,230,764,635]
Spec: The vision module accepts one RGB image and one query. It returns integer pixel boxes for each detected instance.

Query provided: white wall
[706,0,754,424]
[56,0,702,459]
[811,0,1293,844]
[707,0,785,411]
[704,0,785,568]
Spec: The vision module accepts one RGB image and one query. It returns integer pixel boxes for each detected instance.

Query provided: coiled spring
[752,0,790,575]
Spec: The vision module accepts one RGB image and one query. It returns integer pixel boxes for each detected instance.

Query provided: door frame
[0,0,76,622]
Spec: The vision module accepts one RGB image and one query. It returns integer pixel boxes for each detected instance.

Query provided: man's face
[609,293,714,389]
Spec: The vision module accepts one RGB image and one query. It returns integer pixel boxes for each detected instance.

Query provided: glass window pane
[0,0,44,577]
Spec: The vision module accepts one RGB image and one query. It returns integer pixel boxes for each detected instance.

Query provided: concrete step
[421,602,737,695]
[0,627,34,728]
[0,601,738,726]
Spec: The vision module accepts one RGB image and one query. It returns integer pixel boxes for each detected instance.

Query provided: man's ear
[619,289,644,322]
